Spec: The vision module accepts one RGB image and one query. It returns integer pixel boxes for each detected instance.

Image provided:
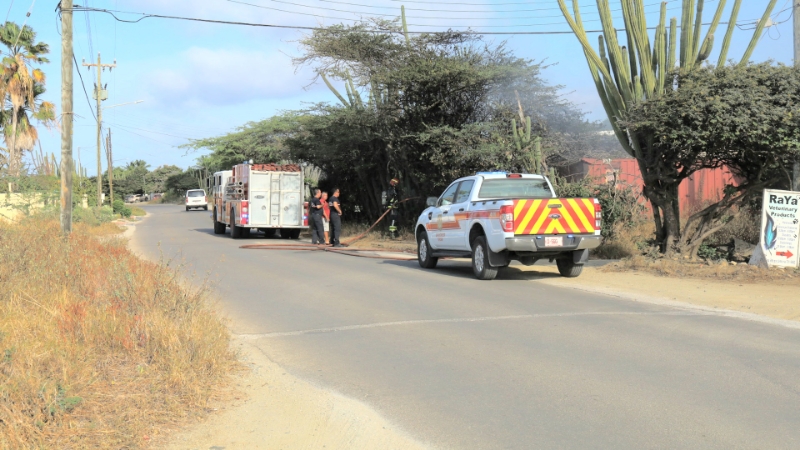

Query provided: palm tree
[0,22,55,181]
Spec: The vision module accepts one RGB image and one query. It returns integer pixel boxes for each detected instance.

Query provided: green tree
[557,0,778,252]
[622,63,800,258]
[0,22,55,181]
[185,115,301,172]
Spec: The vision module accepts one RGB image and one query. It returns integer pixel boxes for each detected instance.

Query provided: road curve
[134,205,800,450]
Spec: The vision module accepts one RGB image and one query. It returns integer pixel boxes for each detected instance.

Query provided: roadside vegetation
[0,218,236,448]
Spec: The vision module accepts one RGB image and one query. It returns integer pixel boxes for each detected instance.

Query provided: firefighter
[387,178,400,239]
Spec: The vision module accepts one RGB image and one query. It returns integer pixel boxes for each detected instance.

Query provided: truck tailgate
[513,198,598,235]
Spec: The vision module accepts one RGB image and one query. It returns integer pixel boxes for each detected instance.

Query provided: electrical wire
[105,121,195,140]
[72,53,98,124]
[229,0,677,21]
[67,6,771,36]
[318,0,673,13]
[226,0,682,27]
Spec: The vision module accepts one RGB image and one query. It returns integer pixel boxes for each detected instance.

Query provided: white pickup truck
[415,172,602,280]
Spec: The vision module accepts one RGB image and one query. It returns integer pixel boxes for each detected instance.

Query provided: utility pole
[83,54,116,207]
[59,0,74,235]
[794,0,799,190]
[106,129,114,204]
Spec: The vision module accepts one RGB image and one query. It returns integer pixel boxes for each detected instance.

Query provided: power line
[229,0,681,22]
[72,53,98,123]
[320,0,672,14]
[105,121,196,139]
[67,6,766,36]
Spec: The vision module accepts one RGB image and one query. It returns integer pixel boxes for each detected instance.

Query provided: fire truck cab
[209,163,307,239]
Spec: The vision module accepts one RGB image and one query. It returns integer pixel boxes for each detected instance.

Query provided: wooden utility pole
[59,0,74,235]
[106,129,114,204]
[83,54,116,206]
[794,0,799,190]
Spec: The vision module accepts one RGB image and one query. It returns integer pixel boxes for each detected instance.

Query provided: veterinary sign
[759,189,800,268]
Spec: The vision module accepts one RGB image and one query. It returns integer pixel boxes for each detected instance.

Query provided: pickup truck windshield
[477,179,553,199]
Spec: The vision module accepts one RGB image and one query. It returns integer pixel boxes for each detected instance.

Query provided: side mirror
[426,197,437,207]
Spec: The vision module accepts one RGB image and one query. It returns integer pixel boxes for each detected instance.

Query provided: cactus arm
[679,0,693,68]
[668,17,677,71]
[524,116,531,142]
[690,0,705,63]
[320,72,350,107]
[705,0,727,37]
[401,5,410,47]
[716,0,741,68]
[656,4,667,93]
[512,119,522,151]
[739,0,778,65]
[347,74,363,109]
[585,54,636,158]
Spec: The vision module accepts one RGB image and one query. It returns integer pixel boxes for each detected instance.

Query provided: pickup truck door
[442,179,475,249]
[428,182,460,248]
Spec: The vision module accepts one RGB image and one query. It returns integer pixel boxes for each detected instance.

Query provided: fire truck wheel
[213,208,226,235]
[263,228,277,238]
[556,259,584,278]
[230,211,243,239]
[471,236,498,280]
[288,229,301,240]
[417,231,438,269]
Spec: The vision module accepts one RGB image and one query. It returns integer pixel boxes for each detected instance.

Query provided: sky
[5,0,795,176]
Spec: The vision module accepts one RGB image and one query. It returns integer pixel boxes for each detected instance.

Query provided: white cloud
[145,47,315,107]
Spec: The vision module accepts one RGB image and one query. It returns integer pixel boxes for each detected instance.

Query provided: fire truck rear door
[250,172,270,225]
[279,172,303,226]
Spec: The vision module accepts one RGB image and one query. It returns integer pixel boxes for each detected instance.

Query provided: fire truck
[208,163,308,239]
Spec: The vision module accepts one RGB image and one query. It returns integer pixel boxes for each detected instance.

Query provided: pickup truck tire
[185,206,190,211]
[417,232,438,269]
[471,236,498,280]
[556,259,584,278]
[213,208,226,235]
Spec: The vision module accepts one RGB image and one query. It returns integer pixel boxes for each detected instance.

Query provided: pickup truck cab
[415,172,601,280]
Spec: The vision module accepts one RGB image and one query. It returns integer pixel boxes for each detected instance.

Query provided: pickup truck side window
[454,180,474,203]
[438,183,460,207]
[477,179,554,199]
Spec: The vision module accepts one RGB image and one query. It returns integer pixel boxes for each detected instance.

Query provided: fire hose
[239,197,420,261]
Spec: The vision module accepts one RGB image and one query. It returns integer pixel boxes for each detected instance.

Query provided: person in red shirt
[321,191,331,245]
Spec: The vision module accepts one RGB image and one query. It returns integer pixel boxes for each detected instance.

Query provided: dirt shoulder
[124,218,427,450]
[524,264,800,323]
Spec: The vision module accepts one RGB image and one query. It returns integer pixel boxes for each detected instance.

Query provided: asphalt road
[135,205,800,449]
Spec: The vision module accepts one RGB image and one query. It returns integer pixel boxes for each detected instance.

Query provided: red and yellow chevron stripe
[513,198,596,235]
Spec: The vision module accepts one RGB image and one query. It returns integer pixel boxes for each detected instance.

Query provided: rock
[748,244,769,268]
[733,238,756,260]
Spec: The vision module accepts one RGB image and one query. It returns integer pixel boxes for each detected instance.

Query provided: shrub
[112,199,132,218]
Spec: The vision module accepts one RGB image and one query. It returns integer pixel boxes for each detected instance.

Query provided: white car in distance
[185,189,208,211]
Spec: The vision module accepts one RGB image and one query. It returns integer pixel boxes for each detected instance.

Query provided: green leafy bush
[112,199,132,218]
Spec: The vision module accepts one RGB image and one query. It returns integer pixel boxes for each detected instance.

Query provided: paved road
[135,205,800,449]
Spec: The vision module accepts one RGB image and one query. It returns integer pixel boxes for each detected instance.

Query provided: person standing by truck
[329,188,342,247]
[387,178,400,239]
[321,191,331,245]
[309,189,325,245]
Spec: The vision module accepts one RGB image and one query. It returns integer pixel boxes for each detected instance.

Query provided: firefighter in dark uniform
[309,188,325,245]
[387,178,400,239]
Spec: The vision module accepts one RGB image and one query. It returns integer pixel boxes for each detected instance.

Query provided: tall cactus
[511,117,543,174]
[556,0,778,250]
[557,0,778,159]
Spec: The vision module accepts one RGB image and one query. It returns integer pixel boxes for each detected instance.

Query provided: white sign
[759,189,800,268]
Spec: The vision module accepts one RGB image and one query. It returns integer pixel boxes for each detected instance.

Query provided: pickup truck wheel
[417,232,438,269]
[213,208,226,234]
[556,259,584,278]
[230,211,243,239]
[471,236,498,280]
[185,206,190,211]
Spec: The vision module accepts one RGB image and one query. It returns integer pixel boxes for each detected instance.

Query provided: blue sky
[6,0,794,175]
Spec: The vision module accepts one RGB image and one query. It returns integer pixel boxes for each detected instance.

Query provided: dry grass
[604,255,800,284]
[0,219,236,449]
[592,221,655,260]
[129,206,147,217]
[75,221,125,237]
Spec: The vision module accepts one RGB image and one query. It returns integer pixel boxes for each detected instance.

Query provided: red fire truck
[208,163,308,239]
